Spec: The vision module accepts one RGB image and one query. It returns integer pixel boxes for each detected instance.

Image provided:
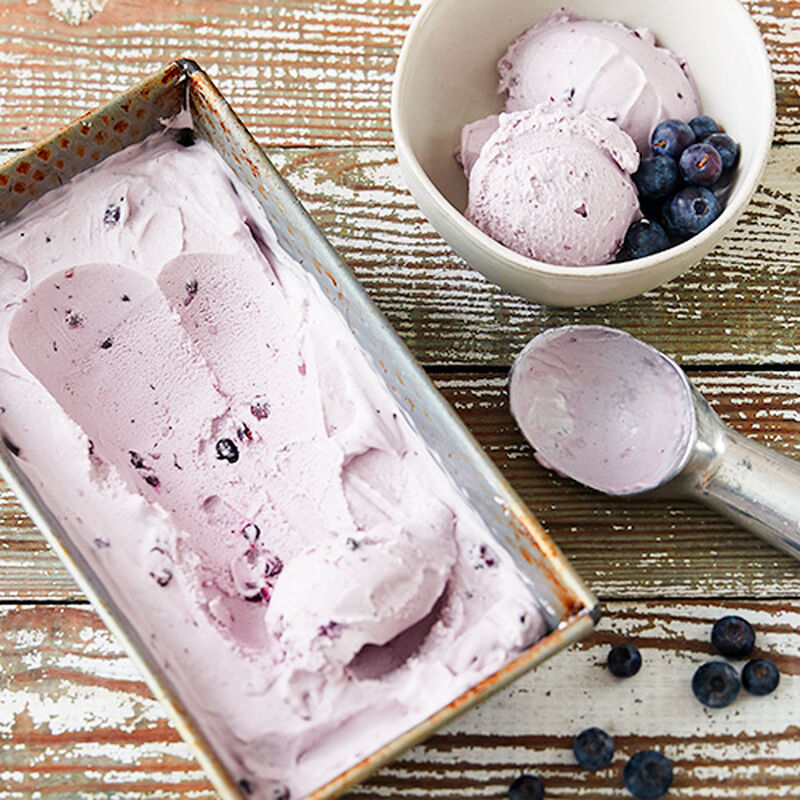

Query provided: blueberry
[633,156,680,199]
[242,523,260,544]
[216,438,239,463]
[508,774,545,800]
[705,132,740,172]
[607,643,643,677]
[692,661,740,708]
[150,566,172,586]
[184,278,199,306]
[664,187,721,237]
[103,202,121,227]
[623,751,673,799]
[741,658,780,696]
[711,615,755,659]
[573,727,614,771]
[250,398,271,420]
[651,119,695,158]
[621,220,670,260]
[689,115,720,140]
[679,143,723,187]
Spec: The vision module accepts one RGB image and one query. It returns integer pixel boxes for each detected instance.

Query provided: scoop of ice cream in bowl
[392,0,774,306]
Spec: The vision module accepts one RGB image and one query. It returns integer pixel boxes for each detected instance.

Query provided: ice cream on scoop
[465,103,640,266]
[508,325,695,495]
[498,9,701,154]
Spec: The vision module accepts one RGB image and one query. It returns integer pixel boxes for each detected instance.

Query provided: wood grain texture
[1,1,799,795]
[0,0,797,149]
[2,371,799,604]
[1,601,797,799]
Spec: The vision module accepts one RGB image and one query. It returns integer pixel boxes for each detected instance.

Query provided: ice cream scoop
[465,103,640,266]
[509,326,800,560]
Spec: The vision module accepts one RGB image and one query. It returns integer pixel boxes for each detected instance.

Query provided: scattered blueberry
[345,537,359,550]
[573,727,614,771]
[93,537,111,549]
[99,337,113,350]
[621,219,670,259]
[508,774,545,800]
[664,186,721,237]
[149,566,172,586]
[623,751,673,799]
[651,119,695,158]
[318,621,340,639]
[129,450,146,469]
[679,143,723,187]
[242,523,260,544]
[692,661,740,708]
[143,474,161,488]
[184,278,198,306]
[264,555,283,579]
[689,115,720,140]
[633,156,680,199]
[65,309,84,328]
[705,132,740,172]
[741,658,780,696]
[238,778,254,795]
[236,422,253,442]
[121,294,130,302]
[711,615,755,659]
[103,202,121,227]
[250,398,271,420]
[607,643,643,678]
[216,438,239,463]
[471,543,498,569]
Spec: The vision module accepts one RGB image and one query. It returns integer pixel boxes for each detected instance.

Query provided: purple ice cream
[499,9,701,154]
[0,125,548,798]
[508,326,695,495]
[465,103,640,267]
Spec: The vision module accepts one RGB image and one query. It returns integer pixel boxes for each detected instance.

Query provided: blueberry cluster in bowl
[620,115,740,260]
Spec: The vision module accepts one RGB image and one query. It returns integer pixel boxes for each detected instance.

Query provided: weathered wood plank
[266,145,800,367]
[1,371,798,603]
[1,601,797,798]
[0,0,797,149]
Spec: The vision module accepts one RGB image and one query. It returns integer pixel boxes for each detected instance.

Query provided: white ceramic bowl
[392,0,775,307]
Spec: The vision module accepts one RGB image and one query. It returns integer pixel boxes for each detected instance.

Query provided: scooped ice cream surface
[0,125,548,799]
[499,9,701,154]
[465,104,640,266]
[508,326,695,495]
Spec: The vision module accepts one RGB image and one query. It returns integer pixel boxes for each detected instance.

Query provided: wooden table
[1,1,798,797]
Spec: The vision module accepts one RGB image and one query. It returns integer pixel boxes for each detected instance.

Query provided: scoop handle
[682,393,800,560]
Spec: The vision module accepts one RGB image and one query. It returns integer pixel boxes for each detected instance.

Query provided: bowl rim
[391,0,776,280]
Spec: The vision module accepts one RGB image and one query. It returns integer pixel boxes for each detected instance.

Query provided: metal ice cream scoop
[509,325,800,560]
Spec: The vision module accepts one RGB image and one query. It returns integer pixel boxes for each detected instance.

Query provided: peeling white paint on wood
[49,0,108,27]
[1,602,798,798]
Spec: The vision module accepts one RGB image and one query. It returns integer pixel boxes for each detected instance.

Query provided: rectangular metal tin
[0,61,599,799]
